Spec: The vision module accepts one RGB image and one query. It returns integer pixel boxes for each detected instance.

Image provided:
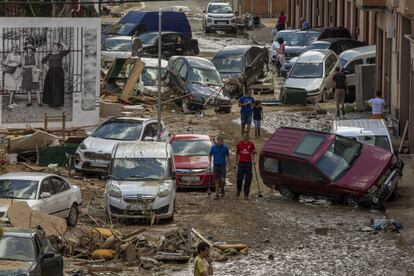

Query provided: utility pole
[157,10,162,140]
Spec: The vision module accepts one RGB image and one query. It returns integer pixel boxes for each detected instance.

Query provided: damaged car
[212,45,269,93]
[259,127,403,207]
[167,56,232,113]
[0,172,82,227]
[104,142,176,222]
[137,58,168,96]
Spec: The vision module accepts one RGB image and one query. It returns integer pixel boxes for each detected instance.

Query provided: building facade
[287,0,414,152]
[236,0,287,16]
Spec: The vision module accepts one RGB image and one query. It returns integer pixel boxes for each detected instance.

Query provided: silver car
[283,49,339,102]
[75,117,169,174]
[104,142,176,221]
[0,172,82,226]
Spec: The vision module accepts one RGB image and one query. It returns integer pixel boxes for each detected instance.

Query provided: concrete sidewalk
[386,154,414,250]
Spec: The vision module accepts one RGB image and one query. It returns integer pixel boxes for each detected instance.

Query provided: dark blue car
[167,56,231,113]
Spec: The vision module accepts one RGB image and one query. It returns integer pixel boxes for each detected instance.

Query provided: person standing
[22,44,41,107]
[236,132,256,200]
[42,42,70,108]
[300,17,310,29]
[131,31,143,58]
[253,100,263,138]
[2,43,22,109]
[194,242,213,276]
[276,37,286,69]
[209,135,231,200]
[276,11,286,31]
[239,88,255,136]
[332,67,347,117]
[367,90,385,119]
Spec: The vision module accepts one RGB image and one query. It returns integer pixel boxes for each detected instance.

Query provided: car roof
[171,134,211,141]
[332,119,389,137]
[114,142,169,158]
[141,57,168,68]
[182,56,216,70]
[105,36,132,41]
[214,45,256,57]
[296,49,334,63]
[0,172,57,181]
[3,227,36,238]
[262,127,334,161]
[339,45,376,60]
[106,116,150,123]
[209,2,230,5]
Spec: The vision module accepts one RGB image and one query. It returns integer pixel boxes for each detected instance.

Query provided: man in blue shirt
[239,88,255,136]
[209,135,232,200]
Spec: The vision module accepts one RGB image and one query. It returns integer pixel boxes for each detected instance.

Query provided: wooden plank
[120,59,145,102]
[191,228,213,248]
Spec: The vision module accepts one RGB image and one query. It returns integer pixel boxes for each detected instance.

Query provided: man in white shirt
[367,90,385,119]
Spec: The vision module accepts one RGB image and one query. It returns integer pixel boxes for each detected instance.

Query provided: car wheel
[67,204,79,227]
[344,196,359,207]
[278,185,298,200]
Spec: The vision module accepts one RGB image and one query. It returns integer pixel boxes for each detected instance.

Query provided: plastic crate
[38,144,79,166]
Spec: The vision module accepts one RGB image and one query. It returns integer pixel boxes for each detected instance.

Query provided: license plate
[182,176,200,182]
[217,21,228,24]
[90,161,109,168]
[128,204,146,211]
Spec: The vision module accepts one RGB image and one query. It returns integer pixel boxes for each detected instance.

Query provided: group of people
[2,41,70,110]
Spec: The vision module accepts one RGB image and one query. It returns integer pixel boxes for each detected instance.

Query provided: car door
[177,61,188,95]
[38,177,58,215]
[321,54,337,93]
[169,58,184,90]
[37,235,63,276]
[49,177,72,218]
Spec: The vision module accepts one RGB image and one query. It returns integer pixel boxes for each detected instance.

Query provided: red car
[259,127,403,207]
[170,134,214,189]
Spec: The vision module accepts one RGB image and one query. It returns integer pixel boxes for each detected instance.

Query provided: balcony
[355,0,386,9]
[400,0,414,15]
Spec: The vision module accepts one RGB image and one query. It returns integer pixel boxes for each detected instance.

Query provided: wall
[241,0,287,16]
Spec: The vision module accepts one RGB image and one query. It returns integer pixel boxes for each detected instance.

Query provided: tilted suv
[203,2,237,33]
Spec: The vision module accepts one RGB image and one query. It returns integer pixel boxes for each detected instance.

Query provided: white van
[339,45,376,88]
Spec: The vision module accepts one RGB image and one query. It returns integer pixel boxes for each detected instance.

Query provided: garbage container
[38,144,79,166]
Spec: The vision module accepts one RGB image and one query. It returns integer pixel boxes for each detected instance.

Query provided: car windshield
[0,237,35,262]
[93,120,143,141]
[0,179,38,200]
[142,67,167,86]
[355,135,391,151]
[138,33,158,44]
[103,39,131,52]
[289,63,323,78]
[108,23,135,36]
[171,140,212,156]
[188,68,223,86]
[213,56,244,73]
[316,136,362,181]
[208,4,233,14]
[111,158,167,180]
[285,32,319,47]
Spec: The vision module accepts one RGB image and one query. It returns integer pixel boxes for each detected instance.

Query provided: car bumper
[74,151,111,174]
[306,92,321,102]
[206,23,236,30]
[176,173,215,188]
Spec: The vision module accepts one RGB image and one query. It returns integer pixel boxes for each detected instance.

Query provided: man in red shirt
[236,132,256,200]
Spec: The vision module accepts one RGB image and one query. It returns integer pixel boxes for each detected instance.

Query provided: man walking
[332,67,347,117]
[239,88,255,136]
[209,135,231,200]
[236,132,256,200]
[194,242,213,276]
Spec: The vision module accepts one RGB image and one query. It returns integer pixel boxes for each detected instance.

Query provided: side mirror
[144,136,155,141]
[42,252,55,259]
[85,131,92,136]
[40,192,51,199]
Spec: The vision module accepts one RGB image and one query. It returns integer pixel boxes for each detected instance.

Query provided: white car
[332,119,393,152]
[75,117,169,174]
[283,49,339,102]
[203,2,237,33]
[137,58,168,96]
[101,35,132,69]
[0,172,82,226]
[104,142,176,221]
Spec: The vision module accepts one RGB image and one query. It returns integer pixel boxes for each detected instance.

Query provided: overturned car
[259,127,403,207]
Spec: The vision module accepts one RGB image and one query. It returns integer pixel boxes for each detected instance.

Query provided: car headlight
[79,142,87,150]
[207,19,212,23]
[157,181,172,197]
[108,185,122,198]
[307,89,319,95]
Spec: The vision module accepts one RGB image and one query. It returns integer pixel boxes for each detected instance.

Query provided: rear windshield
[284,32,319,47]
[108,23,135,36]
[212,56,244,73]
[104,39,131,52]
[138,33,159,44]
[290,63,323,78]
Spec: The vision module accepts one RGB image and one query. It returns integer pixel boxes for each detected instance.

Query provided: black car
[0,228,63,276]
[167,56,231,113]
[139,31,199,59]
[212,45,269,92]
[279,37,364,78]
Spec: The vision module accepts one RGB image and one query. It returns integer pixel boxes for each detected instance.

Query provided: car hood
[174,156,210,169]
[334,145,392,192]
[188,82,229,100]
[110,180,162,196]
[0,260,33,274]
[284,77,323,91]
[82,136,128,154]
[102,51,131,60]
[207,13,234,18]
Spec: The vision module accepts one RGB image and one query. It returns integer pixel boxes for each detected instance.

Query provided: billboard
[0,18,100,128]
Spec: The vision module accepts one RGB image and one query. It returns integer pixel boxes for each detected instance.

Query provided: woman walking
[22,44,41,107]
[276,37,286,75]
[276,11,286,31]
[42,42,70,108]
[2,43,22,109]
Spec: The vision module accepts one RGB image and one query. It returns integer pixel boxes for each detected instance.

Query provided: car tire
[67,204,79,227]
[278,185,298,200]
[344,196,359,207]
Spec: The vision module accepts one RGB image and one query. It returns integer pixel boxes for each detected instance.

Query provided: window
[0,179,38,200]
[143,123,158,138]
[345,58,363,74]
[366,57,376,64]
[264,157,279,173]
[324,54,337,75]
[295,134,325,156]
[179,63,188,79]
[290,63,323,78]
[162,33,177,44]
[40,178,55,195]
[174,59,185,72]
[51,177,69,194]
[93,119,143,141]
[280,160,324,181]
[245,50,253,66]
